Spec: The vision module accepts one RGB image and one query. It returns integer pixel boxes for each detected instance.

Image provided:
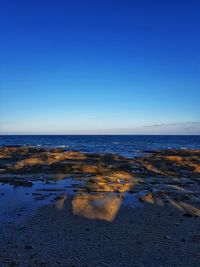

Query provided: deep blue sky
[0,0,199,134]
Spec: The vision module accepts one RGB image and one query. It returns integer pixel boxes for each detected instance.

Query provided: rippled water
[0,135,200,157]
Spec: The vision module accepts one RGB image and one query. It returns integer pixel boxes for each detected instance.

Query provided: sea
[0,135,200,158]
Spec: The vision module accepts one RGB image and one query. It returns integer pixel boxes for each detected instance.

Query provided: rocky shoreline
[0,146,200,266]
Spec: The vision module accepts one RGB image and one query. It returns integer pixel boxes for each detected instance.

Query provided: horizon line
[0,133,200,136]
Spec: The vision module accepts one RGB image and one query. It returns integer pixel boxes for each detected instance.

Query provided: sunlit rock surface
[0,146,200,266]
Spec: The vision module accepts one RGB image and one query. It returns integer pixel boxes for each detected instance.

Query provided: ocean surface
[0,135,200,158]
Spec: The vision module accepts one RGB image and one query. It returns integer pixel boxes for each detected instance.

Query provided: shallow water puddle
[0,176,143,224]
[0,178,82,224]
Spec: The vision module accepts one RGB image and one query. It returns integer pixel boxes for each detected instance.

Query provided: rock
[138,191,154,203]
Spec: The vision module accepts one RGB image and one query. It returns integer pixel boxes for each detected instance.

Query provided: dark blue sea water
[0,135,199,157]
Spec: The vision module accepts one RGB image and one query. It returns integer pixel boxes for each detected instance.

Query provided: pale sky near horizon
[0,0,200,134]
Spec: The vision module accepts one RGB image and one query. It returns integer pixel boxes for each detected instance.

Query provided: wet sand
[0,147,200,266]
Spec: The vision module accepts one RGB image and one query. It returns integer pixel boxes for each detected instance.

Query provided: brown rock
[138,191,154,203]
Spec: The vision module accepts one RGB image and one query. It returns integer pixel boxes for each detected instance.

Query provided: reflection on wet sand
[72,193,123,221]
[55,193,67,210]
[71,173,133,221]
[54,173,134,221]
[55,173,132,221]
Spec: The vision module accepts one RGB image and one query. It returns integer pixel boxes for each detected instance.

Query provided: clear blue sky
[0,0,199,134]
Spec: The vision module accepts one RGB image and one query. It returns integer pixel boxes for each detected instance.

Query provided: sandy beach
[0,147,200,266]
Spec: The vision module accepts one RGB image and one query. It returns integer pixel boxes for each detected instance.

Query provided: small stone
[138,191,154,203]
